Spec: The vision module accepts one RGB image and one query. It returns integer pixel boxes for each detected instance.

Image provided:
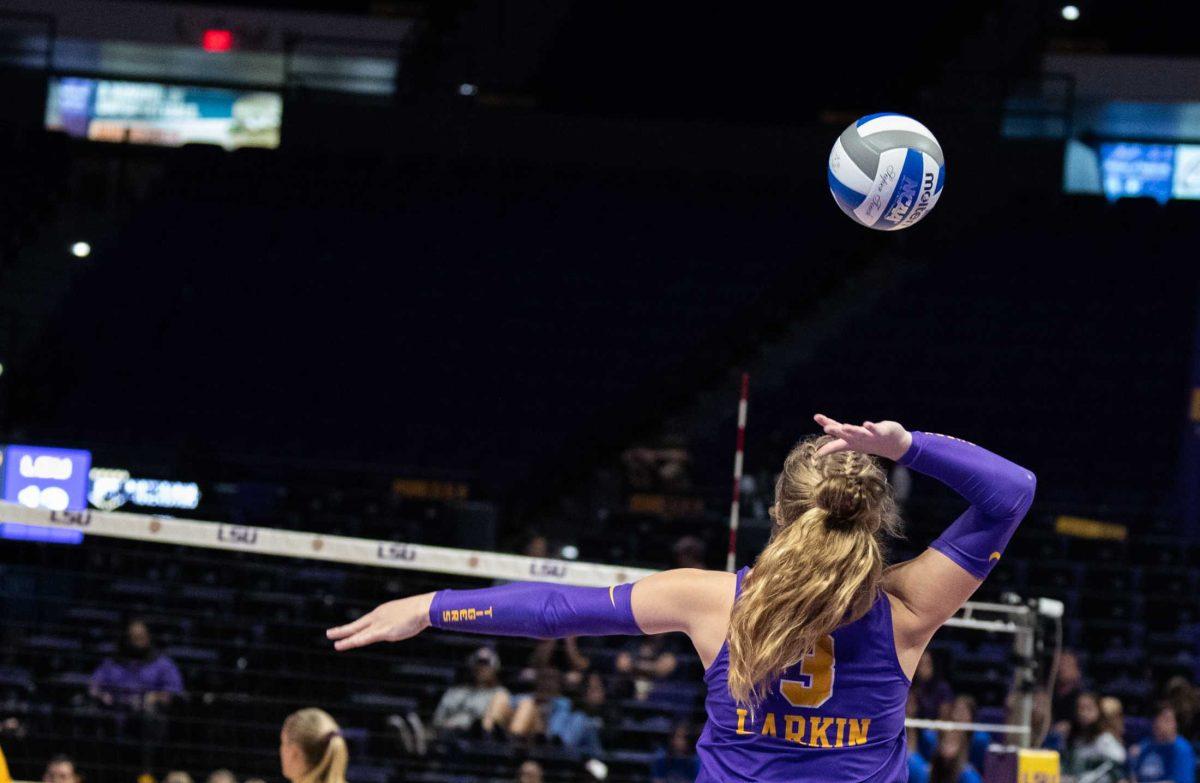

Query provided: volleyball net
[0,500,1058,757]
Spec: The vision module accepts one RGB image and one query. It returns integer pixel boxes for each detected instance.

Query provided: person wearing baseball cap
[431,647,511,737]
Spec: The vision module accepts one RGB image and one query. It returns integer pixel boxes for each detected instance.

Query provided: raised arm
[884,429,1035,646]
[813,415,1036,653]
[326,568,735,666]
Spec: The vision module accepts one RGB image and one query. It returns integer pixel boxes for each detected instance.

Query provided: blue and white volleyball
[827,113,945,231]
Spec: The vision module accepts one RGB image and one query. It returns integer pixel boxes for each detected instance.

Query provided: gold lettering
[785,715,805,744]
[847,718,871,746]
[451,609,461,622]
[761,713,777,737]
[809,717,834,748]
[736,709,750,735]
[467,608,476,620]
[835,718,846,748]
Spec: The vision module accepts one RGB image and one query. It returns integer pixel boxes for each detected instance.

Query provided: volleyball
[827,112,945,230]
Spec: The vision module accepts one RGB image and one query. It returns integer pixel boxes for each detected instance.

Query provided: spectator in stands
[671,536,706,570]
[1164,676,1198,740]
[1100,696,1124,746]
[917,695,989,770]
[280,708,348,783]
[523,636,590,694]
[42,756,81,783]
[949,695,991,773]
[906,693,930,783]
[509,668,572,745]
[163,772,193,783]
[1053,650,1085,726]
[1130,702,1195,783]
[547,671,607,757]
[650,723,700,783]
[431,646,512,737]
[515,760,542,783]
[523,534,549,559]
[90,619,184,709]
[0,717,23,740]
[1063,692,1126,783]
[928,731,981,783]
[206,771,236,783]
[911,652,953,719]
[614,635,678,700]
[90,620,183,772]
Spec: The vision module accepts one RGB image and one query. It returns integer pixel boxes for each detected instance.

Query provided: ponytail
[283,709,349,783]
[727,436,899,707]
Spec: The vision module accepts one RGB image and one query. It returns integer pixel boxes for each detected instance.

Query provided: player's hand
[813,414,912,462]
[326,593,435,651]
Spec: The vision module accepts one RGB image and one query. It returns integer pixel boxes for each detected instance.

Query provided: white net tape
[0,501,655,587]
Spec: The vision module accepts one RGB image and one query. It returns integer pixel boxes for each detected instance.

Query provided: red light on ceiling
[202,29,234,53]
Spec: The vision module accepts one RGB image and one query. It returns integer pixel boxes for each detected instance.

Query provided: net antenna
[726,373,749,573]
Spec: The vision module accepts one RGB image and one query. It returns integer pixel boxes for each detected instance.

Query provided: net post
[1011,597,1039,749]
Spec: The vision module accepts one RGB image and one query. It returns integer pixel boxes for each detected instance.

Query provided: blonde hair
[1100,695,1124,739]
[727,435,900,707]
[283,708,348,783]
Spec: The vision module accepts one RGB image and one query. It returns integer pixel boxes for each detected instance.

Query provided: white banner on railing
[0,501,656,588]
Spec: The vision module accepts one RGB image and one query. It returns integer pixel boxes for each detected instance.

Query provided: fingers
[333,625,388,652]
[814,413,849,441]
[326,614,372,640]
[816,414,867,437]
[814,413,879,456]
[839,423,872,441]
[815,439,850,457]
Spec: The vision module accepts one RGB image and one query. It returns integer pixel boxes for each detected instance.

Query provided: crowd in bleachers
[898,645,1200,783]
[3,505,1200,783]
[0,526,720,783]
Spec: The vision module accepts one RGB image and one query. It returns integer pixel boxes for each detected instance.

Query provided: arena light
[202,28,234,53]
[458,83,478,96]
[70,241,91,259]
[1061,5,1080,21]
[0,361,5,378]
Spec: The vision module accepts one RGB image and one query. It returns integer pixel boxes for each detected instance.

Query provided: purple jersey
[696,567,910,782]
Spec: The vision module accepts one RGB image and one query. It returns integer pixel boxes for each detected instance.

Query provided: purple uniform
[697,568,909,782]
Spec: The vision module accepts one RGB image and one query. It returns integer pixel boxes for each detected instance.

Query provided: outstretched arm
[327,568,734,665]
[813,415,1036,649]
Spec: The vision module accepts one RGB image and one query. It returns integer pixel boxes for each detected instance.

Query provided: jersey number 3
[780,635,836,708]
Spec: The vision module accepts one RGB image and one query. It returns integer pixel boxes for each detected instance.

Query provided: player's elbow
[992,465,1036,521]
[1011,468,1037,517]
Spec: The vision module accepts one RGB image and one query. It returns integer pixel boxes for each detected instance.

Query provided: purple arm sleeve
[428,581,643,639]
[898,431,1037,579]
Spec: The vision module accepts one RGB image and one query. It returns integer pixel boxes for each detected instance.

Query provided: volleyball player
[280,709,348,783]
[328,415,1035,782]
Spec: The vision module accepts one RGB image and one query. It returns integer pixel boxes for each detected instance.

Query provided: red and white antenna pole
[726,373,749,572]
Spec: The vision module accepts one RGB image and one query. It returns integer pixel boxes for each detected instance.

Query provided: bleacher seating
[0,533,707,783]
